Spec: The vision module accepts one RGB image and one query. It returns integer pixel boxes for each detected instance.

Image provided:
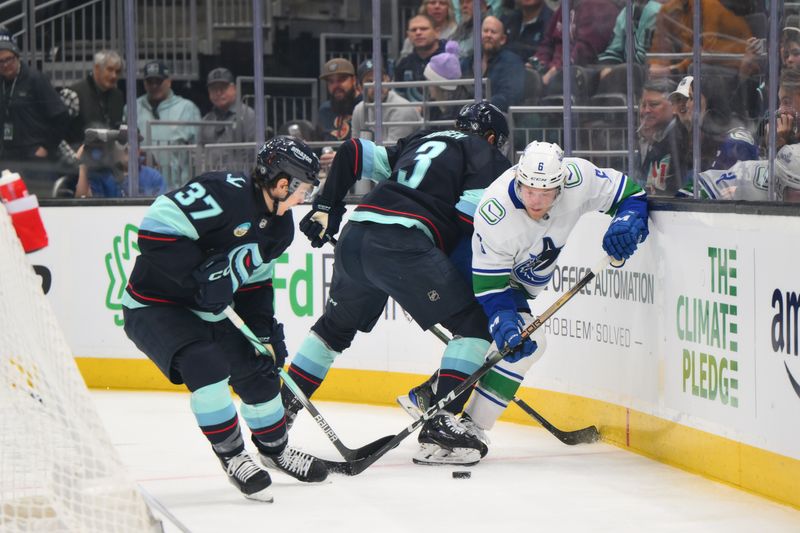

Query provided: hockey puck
[452,471,471,479]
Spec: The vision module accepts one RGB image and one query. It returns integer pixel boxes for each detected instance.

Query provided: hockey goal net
[0,208,160,532]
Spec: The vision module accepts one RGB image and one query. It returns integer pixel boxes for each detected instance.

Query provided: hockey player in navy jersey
[283,101,512,466]
[122,137,328,502]
[398,140,650,464]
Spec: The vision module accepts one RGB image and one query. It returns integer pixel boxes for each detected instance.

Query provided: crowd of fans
[0,0,797,201]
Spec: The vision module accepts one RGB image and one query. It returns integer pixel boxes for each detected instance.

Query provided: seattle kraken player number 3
[287,102,513,466]
[122,137,328,502]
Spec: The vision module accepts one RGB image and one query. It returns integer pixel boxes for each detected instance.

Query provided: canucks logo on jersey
[512,237,562,286]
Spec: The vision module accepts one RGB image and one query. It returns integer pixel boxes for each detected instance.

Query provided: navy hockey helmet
[255,136,320,193]
[455,100,509,149]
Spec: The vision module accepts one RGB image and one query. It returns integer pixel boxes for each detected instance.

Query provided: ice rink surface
[93,390,800,533]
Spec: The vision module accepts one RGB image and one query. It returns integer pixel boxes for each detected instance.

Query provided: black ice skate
[218,452,273,502]
[281,387,304,430]
[414,411,488,466]
[260,446,328,483]
[396,373,435,419]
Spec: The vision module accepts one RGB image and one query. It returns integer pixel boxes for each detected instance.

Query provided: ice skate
[281,387,304,430]
[219,452,273,502]
[260,446,328,482]
[396,373,435,418]
[413,411,488,466]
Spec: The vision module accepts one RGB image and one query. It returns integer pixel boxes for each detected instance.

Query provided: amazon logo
[770,288,800,399]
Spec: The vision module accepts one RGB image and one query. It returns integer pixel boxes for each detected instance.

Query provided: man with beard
[461,16,524,112]
[318,58,360,144]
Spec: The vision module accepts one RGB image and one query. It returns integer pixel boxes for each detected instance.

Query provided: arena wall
[31,204,800,509]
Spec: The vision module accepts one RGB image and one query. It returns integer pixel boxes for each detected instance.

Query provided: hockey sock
[190,379,244,457]
[466,330,546,430]
[434,336,490,414]
[286,332,340,398]
[241,395,288,456]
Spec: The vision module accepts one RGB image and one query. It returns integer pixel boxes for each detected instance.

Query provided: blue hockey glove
[192,254,233,314]
[602,210,648,261]
[489,310,538,363]
[255,320,287,376]
[299,201,346,248]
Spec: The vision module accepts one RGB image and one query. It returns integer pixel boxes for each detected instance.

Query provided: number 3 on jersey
[173,183,223,220]
[397,140,447,189]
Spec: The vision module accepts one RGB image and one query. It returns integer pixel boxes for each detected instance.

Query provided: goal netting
[0,208,161,532]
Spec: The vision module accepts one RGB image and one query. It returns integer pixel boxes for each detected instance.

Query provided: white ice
[93,390,799,533]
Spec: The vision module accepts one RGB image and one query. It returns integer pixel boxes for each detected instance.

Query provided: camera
[82,125,128,170]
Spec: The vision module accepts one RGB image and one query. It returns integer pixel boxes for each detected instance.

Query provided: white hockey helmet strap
[775,144,800,200]
[515,141,566,190]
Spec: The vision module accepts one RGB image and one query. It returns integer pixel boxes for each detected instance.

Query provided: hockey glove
[602,210,648,261]
[489,310,538,363]
[192,254,233,314]
[254,320,287,376]
[299,201,346,248]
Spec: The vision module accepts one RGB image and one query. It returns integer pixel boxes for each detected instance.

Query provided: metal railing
[235,76,320,138]
[3,0,199,82]
[206,0,273,55]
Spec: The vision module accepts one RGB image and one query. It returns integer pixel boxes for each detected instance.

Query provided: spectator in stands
[531,0,619,103]
[737,26,800,120]
[461,16,524,112]
[401,0,457,57]
[450,0,489,59]
[318,58,360,144]
[669,75,752,171]
[594,0,661,97]
[647,0,751,79]
[134,60,201,188]
[423,40,469,123]
[636,78,689,196]
[394,14,446,101]
[67,50,124,141]
[350,59,421,143]
[199,67,256,172]
[770,68,800,151]
[74,141,166,198]
[0,26,69,193]
[501,0,553,63]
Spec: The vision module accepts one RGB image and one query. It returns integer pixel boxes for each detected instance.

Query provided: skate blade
[396,395,424,419]
[412,443,481,466]
[244,487,274,503]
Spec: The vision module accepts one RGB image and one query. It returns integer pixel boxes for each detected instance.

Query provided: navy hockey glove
[489,310,538,363]
[192,254,233,314]
[602,210,648,261]
[299,201,346,248]
[255,320,287,376]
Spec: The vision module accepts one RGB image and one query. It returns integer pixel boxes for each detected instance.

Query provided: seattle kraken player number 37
[122,137,328,502]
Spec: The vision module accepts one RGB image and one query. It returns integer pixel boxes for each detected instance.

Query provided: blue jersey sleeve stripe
[473,267,512,274]
[456,189,485,217]
[141,196,200,240]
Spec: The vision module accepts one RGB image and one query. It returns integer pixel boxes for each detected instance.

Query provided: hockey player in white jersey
[399,141,649,464]
[677,143,800,202]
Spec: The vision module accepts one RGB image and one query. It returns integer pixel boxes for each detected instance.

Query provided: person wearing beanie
[423,41,470,123]
[0,26,69,194]
[350,59,421,144]
[461,16,524,112]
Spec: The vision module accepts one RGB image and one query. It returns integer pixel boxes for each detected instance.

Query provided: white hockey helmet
[515,141,567,190]
[775,144,800,201]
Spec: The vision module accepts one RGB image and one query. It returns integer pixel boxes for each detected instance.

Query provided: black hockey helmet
[255,136,320,193]
[455,100,509,150]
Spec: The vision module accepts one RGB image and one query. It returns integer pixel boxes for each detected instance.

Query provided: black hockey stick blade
[224,306,392,461]
[511,397,600,445]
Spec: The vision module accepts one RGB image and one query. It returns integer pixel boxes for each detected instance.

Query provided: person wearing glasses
[132,60,201,188]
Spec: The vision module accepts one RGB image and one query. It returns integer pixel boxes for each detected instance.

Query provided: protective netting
[0,209,161,532]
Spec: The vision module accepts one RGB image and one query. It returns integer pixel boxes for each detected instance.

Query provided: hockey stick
[223,306,394,462]
[321,255,612,476]
[426,324,600,445]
